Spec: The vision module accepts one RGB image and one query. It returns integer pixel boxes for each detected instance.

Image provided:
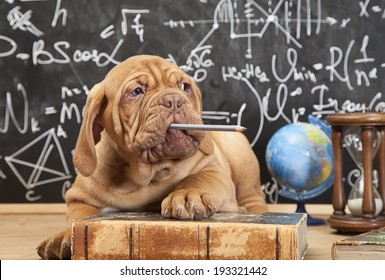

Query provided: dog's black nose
[160,93,185,111]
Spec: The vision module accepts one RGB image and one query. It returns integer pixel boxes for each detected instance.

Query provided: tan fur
[37,55,267,259]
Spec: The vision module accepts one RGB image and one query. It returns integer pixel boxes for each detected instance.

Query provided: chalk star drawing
[5,128,72,190]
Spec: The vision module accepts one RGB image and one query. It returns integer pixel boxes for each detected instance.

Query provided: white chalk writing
[7,6,43,37]
[2,0,385,204]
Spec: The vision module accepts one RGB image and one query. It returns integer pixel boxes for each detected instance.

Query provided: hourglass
[344,126,383,217]
[326,112,385,233]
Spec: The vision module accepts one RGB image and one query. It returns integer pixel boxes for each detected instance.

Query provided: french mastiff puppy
[37,55,267,259]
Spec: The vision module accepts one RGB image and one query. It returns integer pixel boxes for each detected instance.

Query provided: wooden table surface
[0,203,354,260]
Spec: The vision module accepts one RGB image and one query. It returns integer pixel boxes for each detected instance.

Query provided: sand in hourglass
[347,198,383,216]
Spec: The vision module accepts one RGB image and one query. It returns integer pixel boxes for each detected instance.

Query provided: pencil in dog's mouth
[169,123,246,132]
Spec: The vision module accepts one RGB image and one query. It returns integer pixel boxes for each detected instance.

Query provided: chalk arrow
[326,17,337,26]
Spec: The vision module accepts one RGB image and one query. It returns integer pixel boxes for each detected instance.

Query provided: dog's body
[37,55,267,259]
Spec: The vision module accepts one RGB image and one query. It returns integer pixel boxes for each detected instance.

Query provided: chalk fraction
[71,212,307,260]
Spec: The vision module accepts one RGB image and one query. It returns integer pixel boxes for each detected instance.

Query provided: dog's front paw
[37,228,72,259]
[161,189,218,219]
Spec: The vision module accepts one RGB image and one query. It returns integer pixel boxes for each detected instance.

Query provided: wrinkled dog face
[102,56,206,163]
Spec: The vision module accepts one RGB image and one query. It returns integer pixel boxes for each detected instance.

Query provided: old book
[71,212,307,260]
[332,227,385,260]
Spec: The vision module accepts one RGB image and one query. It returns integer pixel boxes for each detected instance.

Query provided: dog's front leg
[161,169,240,220]
[37,202,99,259]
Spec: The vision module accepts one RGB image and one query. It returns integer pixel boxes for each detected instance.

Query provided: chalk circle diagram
[5,128,72,199]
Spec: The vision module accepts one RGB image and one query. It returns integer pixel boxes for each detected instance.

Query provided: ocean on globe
[265,116,334,201]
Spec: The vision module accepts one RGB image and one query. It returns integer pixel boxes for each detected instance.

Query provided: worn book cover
[71,212,307,260]
[332,227,385,260]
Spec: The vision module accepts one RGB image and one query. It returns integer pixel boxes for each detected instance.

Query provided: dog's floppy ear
[73,82,106,177]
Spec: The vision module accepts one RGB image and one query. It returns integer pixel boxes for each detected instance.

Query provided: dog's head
[73,55,213,176]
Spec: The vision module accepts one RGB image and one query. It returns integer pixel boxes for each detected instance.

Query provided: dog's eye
[180,82,191,94]
[130,86,145,97]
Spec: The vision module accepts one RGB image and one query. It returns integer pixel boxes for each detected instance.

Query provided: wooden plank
[0,203,66,214]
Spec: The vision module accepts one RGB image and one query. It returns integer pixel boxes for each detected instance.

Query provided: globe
[265,116,334,224]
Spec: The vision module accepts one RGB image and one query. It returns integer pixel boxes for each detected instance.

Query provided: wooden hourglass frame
[326,113,385,233]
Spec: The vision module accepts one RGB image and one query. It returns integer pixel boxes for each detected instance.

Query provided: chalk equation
[1,0,385,204]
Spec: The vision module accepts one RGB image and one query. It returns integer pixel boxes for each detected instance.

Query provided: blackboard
[1,0,385,204]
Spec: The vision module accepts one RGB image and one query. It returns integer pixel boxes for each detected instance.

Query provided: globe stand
[295,200,325,225]
[326,113,385,233]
